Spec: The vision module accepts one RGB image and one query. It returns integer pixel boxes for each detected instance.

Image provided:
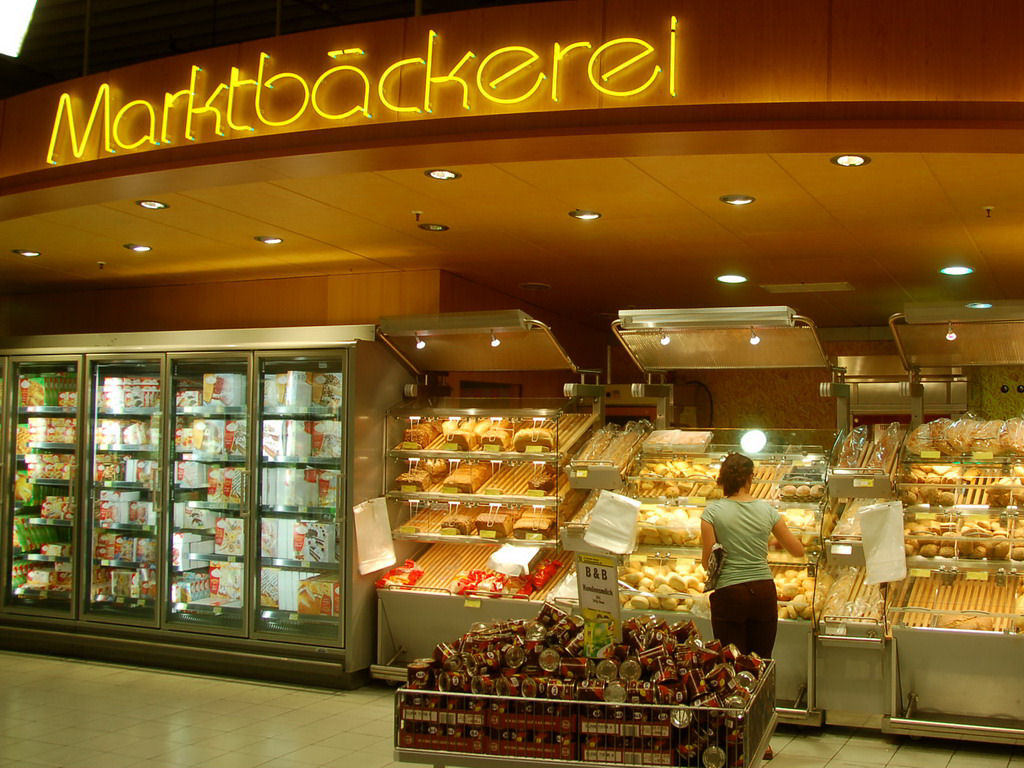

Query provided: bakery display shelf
[262,405,340,419]
[19,406,77,415]
[175,450,247,463]
[26,442,77,451]
[97,408,160,417]
[177,406,247,417]
[390,489,559,508]
[194,552,243,563]
[259,504,337,520]
[93,558,153,568]
[391,413,595,460]
[260,608,337,624]
[22,553,72,563]
[95,521,156,533]
[393,528,556,547]
[889,569,1019,632]
[905,556,1024,570]
[263,455,341,466]
[13,587,71,600]
[187,500,244,511]
[816,567,884,638]
[261,557,336,569]
[26,518,73,527]
[173,600,243,615]
[95,444,159,453]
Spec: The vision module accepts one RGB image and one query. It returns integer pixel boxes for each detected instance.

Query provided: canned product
[563,631,585,656]
[604,681,627,703]
[524,619,548,641]
[702,745,726,768]
[653,655,679,684]
[638,644,668,671]
[576,680,605,701]
[494,675,522,697]
[520,676,544,699]
[559,657,589,680]
[537,602,568,627]
[656,682,687,705]
[625,681,656,704]
[438,671,468,692]
[471,674,495,695]
[504,644,526,669]
[406,659,435,689]
[720,643,742,662]
[670,706,693,728]
[538,646,562,672]
[733,670,758,693]
[594,658,619,682]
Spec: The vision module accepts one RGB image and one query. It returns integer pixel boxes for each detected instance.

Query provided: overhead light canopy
[255,236,283,245]
[617,306,798,330]
[418,223,449,232]
[0,1,38,57]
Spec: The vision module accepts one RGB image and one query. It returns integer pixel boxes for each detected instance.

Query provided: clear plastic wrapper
[835,425,868,468]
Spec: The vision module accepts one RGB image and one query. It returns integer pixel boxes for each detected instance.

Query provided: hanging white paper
[353,497,396,575]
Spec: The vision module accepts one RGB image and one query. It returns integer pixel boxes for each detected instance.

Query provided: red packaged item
[375,559,424,588]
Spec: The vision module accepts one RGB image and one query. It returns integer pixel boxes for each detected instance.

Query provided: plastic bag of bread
[972,418,1005,455]
[903,423,933,456]
[836,425,868,468]
[944,414,982,455]
[867,421,902,470]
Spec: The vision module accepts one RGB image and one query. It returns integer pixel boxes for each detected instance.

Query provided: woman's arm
[772,518,805,558]
[701,519,718,571]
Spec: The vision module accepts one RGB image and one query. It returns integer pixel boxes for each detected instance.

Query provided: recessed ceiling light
[519,282,551,291]
[418,223,449,232]
[965,302,993,309]
[124,243,151,252]
[569,209,601,220]
[135,200,169,210]
[830,154,871,167]
[717,274,748,284]
[12,249,40,258]
[945,322,958,342]
[415,336,426,350]
[425,169,461,181]
[719,194,755,206]
[749,328,761,345]
[940,266,973,276]
[255,236,283,245]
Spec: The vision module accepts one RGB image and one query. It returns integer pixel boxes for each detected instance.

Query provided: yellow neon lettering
[424,30,476,112]
[669,16,678,98]
[160,66,202,144]
[312,50,371,120]
[256,53,311,127]
[378,55,425,114]
[227,66,257,131]
[195,82,227,136]
[551,41,591,102]
[476,46,546,105]
[587,38,661,97]
[46,84,112,164]
[112,99,158,150]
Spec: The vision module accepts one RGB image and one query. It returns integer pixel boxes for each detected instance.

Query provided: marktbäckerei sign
[45,16,682,166]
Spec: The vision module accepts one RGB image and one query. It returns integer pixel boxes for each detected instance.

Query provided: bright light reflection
[0,1,39,57]
[740,429,768,454]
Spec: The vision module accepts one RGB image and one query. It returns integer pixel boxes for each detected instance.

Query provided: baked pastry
[481,421,514,451]
[928,418,955,455]
[513,426,555,452]
[904,424,933,455]
[420,458,449,481]
[513,511,557,539]
[1002,418,1024,455]
[403,421,440,449]
[475,508,521,538]
[528,465,558,493]
[439,507,477,535]
[395,468,432,491]
[444,462,493,493]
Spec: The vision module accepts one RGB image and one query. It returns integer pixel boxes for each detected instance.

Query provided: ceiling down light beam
[0,1,38,57]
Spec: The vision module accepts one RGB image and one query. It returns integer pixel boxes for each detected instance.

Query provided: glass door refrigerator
[4,358,81,616]
[254,352,346,645]
[166,354,251,635]
[82,355,164,625]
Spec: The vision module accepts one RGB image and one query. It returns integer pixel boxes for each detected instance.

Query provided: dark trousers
[709,579,778,658]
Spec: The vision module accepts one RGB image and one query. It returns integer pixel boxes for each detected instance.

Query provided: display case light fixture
[135,200,169,210]
[945,322,958,341]
[659,333,671,346]
[749,328,761,345]
[490,331,501,348]
[255,236,283,245]
[569,209,601,220]
[425,169,461,181]
[719,194,755,206]
[124,243,151,252]
[415,336,426,350]
[12,249,40,257]
[966,302,993,310]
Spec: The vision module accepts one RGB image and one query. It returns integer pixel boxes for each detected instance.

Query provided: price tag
[691,456,711,464]
[289,613,298,621]
[400,485,419,493]
[690,497,706,504]
[966,571,989,581]
[483,488,503,495]
[464,599,481,608]
[973,451,994,460]
[910,569,931,578]
[483,444,501,453]
[831,544,853,555]
[401,442,421,451]
[213,606,223,615]
[825,622,847,637]
[444,442,461,451]
[302,560,311,568]
[525,445,545,454]
[115,597,125,605]
[399,526,418,535]
[575,469,589,479]
[525,532,545,541]
[915,512,936,521]
[442,486,460,495]
[853,478,875,488]
[479,530,497,539]
[920,450,941,459]
[526,489,546,498]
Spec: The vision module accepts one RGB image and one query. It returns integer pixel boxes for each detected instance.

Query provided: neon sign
[46,17,680,165]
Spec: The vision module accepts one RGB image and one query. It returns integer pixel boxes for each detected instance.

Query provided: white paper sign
[353,497,396,575]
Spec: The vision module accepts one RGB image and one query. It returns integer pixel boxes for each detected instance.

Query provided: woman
[701,452,805,658]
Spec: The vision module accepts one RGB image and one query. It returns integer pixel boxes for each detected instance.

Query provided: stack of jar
[406,604,765,708]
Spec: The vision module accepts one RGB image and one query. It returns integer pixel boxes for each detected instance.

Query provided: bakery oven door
[3,356,83,618]
[252,351,346,646]
[165,353,252,637]
[81,354,165,627]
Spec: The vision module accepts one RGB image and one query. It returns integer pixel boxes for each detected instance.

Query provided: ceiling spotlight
[966,302,993,310]
[740,429,768,454]
[124,243,151,252]
[415,336,426,350]
[255,236,283,245]
[425,169,461,181]
[418,223,449,232]
[940,265,973,276]
[749,328,761,345]
[12,249,40,258]
[719,194,755,206]
[945,323,958,342]
[659,333,671,346]
[489,332,501,348]
[135,200,169,210]
[569,209,601,220]
[717,274,748,284]
[830,155,871,167]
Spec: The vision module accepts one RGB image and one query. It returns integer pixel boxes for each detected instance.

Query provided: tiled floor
[0,650,1021,768]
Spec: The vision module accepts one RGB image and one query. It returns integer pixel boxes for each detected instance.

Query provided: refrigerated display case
[3,358,81,616]
[0,326,408,687]
[372,311,602,681]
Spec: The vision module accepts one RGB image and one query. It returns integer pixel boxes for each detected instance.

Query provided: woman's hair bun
[718,452,754,496]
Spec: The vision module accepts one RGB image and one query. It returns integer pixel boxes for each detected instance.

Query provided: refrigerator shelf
[95,522,156,533]
[172,600,243,614]
[186,500,243,511]
[191,552,243,563]
[26,442,77,451]
[172,526,215,536]
[259,506,337,520]
[96,481,152,490]
[14,587,71,599]
[261,557,337,569]
[29,478,72,486]
[97,408,160,417]
[19,406,77,415]
[93,558,153,568]
[94,444,159,453]
[262,405,340,419]
[176,406,247,417]
[174,450,246,463]
[22,554,72,563]
[262,455,341,467]
[26,518,73,527]
[260,609,337,624]
[93,596,151,608]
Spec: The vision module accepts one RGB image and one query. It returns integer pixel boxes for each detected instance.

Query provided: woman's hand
[772,518,805,558]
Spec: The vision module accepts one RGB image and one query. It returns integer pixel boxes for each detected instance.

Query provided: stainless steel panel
[893,319,1024,368]
[815,638,888,718]
[379,328,577,374]
[618,306,798,329]
[616,326,829,371]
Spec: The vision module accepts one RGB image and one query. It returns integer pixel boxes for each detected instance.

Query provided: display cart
[605,306,839,727]
[880,306,1024,745]
[371,311,603,681]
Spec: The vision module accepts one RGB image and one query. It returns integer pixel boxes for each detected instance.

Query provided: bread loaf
[528,465,558,492]
[403,421,440,449]
[476,508,520,538]
[513,511,557,539]
[513,426,555,452]
[481,427,513,451]
[395,468,432,491]
[444,462,493,493]
[440,507,477,535]
[421,458,449,481]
